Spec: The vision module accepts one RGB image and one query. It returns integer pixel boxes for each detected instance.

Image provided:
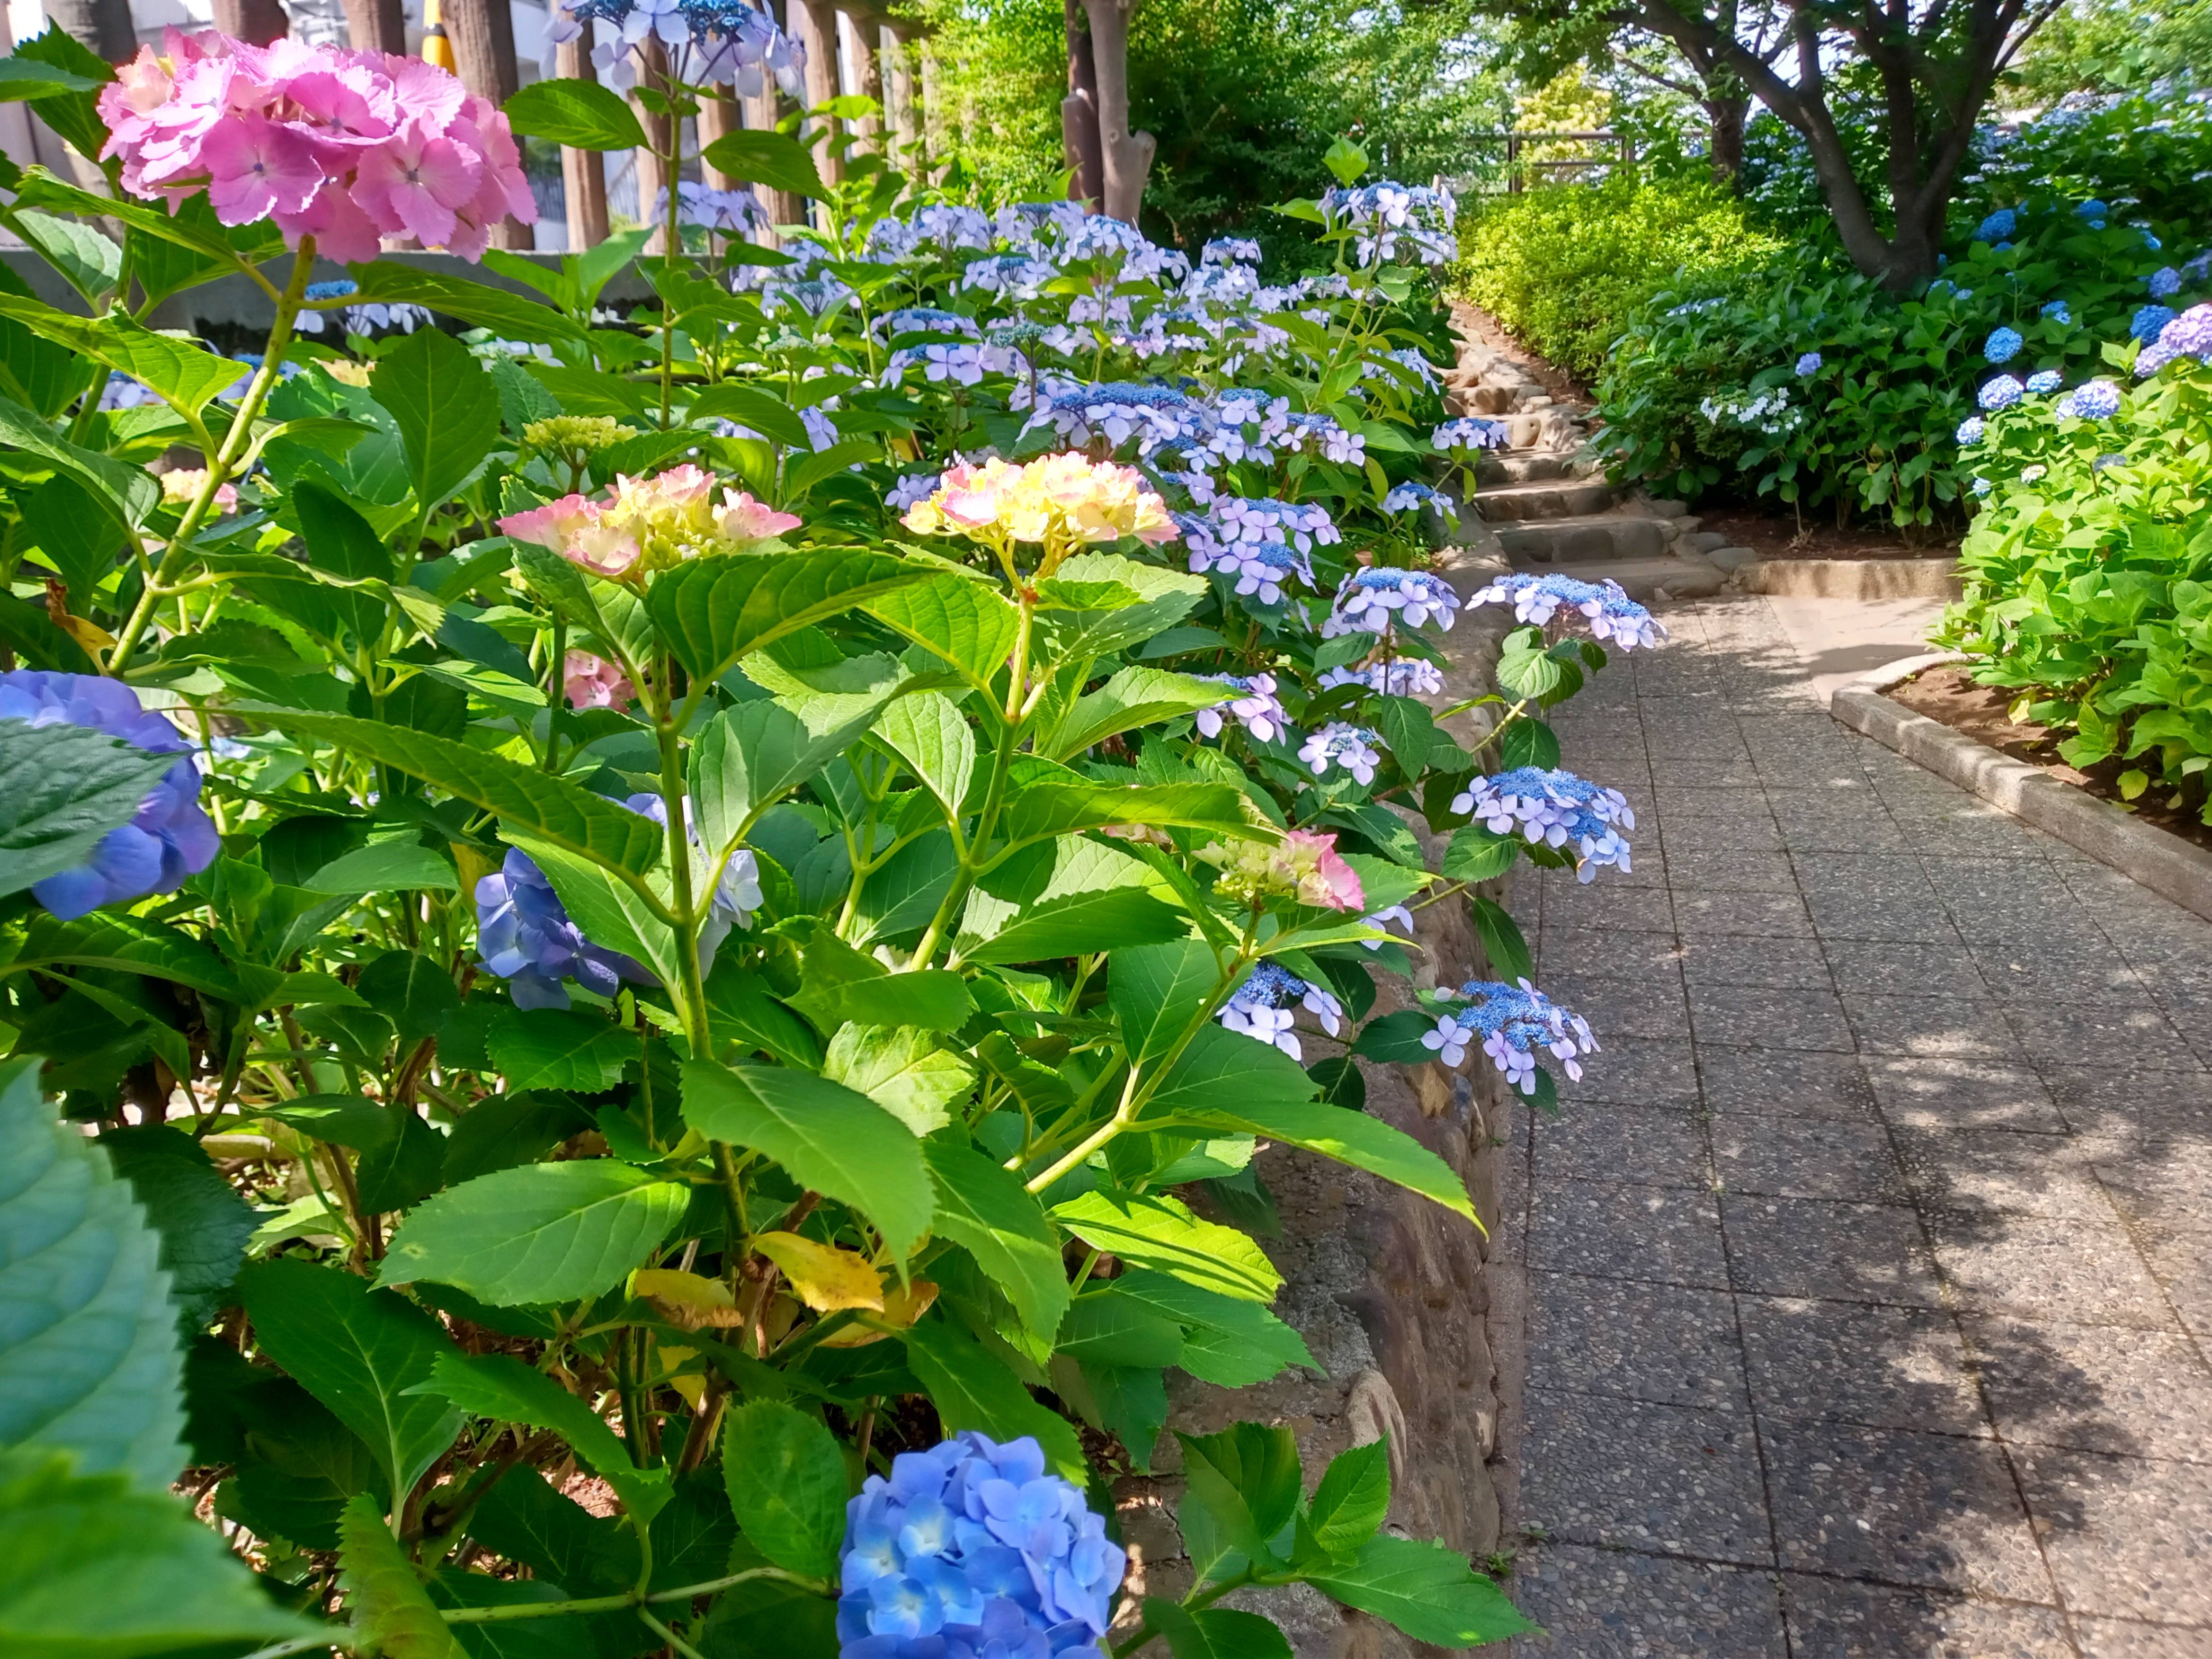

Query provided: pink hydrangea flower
[715,490,801,542]
[562,651,634,710]
[97,28,533,263]
[1283,829,1365,912]
[497,493,641,580]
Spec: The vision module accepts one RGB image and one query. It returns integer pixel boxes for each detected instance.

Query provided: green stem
[1109,1570,1255,1657]
[108,237,319,674]
[652,661,711,1051]
[438,1566,829,1624]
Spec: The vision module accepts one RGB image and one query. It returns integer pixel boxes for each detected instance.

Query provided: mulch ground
[1694,507,1961,562]
[1889,664,2212,854]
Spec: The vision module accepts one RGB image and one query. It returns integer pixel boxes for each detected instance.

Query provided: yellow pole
[420,0,455,71]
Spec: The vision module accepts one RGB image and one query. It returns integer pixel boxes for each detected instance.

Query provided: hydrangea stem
[108,238,319,676]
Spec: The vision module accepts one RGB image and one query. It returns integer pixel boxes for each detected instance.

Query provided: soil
[1694,507,1961,562]
[1889,664,2212,855]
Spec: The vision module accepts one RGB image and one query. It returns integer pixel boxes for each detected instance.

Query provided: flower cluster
[837,1433,1123,1659]
[1181,499,1335,603]
[656,181,769,236]
[1700,386,1799,437]
[1318,658,1446,697]
[1193,673,1287,743]
[2055,380,2122,421]
[0,673,219,920]
[1422,978,1598,1094]
[1218,961,1346,1060]
[1979,375,2025,412]
[1466,572,1665,651]
[498,465,799,580]
[1381,481,1459,527]
[1324,567,1459,635]
[1318,181,1457,266]
[2135,304,2212,376]
[1449,767,1634,879]
[1985,327,2024,365]
[1280,410,1365,465]
[546,0,802,97]
[562,651,633,710]
[476,847,655,1010]
[900,454,1177,558]
[622,793,761,972]
[99,28,534,261]
[1022,382,1202,454]
[1795,351,1823,376]
[2132,304,2176,343]
[1433,417,1507,452]
[1297,722,1383,785]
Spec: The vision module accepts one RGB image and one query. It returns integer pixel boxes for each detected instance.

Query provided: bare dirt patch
[1889,664,2212,855]
[1696,508,1961,562]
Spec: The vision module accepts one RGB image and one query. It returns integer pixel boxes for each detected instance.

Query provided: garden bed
[1889,665,2212,855]
[1695,507,1960,562]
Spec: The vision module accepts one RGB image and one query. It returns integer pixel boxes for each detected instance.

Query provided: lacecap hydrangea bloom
[545,0,802,97]
[1217,960,1345,1060]
[1450,767,1634,879]
[98,28,534,262]
[1422,978,1598,1095]
[1298,722,1383,785]
[1985,327,2024,365]
[1324,567,1460,635]
[0,672,220,920]
[1466,572,1664,651]
[1381,481,1459,527]
[837,1432,1123,1659]
[1433,417,1507,452]
[1022,382,1204,455]
[1319,658,1446,697]
[1192,673,1287,743]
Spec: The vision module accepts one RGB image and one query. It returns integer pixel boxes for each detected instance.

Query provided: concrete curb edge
[1830,654,2212,924]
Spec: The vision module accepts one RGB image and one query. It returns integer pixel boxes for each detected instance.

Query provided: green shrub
[1594,195,2205,529]
[1448,174,1783,381]
[1935,315,2212,819]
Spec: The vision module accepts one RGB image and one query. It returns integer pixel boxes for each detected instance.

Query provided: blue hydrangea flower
[1956,416,1987,446]
[1978,375,2025,411]
[1973,208,2017,243]
[2132,304,2176,342]
[2055,380,2122,420]
[1421,978,1598,1094]
[2042,301,2072,325]
[1024,382,1203,454]
[303,279,358,301]
[1296,722,1383,785]
[2025,370,2062,394]
[1446,767,1634,879]
[1984,327,2024,364]
[1218,961,1343,1060]
[475,848,657,1010]
[1324,567,1460,635]
[620,793,760,974]
[1794,351,1823,376]
[2149,267,2183,299]
[1971,476,1992,497]
[1464,572,1666,651]
[2078,199,2110,221]
[0,672,219,920]
[874,307,981,343]
[837,1432,1123,1659]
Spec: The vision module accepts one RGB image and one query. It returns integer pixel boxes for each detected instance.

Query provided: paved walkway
[1495,594,2212,1658]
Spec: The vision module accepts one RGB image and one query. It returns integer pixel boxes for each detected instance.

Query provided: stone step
[1475,451,1584,486]
[1495,513,1673,565]
[1472,477,1616,522]
[1503,552,1729,602]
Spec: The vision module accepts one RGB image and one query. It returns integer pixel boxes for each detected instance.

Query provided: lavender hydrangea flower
[1280,410,1365,465]
[1421,978,1598,1095]
[1183,519,1313,605]
[1359,905,1416,950]
[476,848,657,1010]
[2042,301,2072,325]
[1023,383,1203,454]
[1319,659,1447,697]
[2149,266,2183,298]
[887,471,942,512]
[837,1432,1123,1659]
[2055,380,2121,420]
[1432,417,1508,452]
[1193,673,1287,743]
[1956,416,1987,445]
[2025,370,2062,394]
[2154,303,2212,365]
[551,0,801,97]
[1464,572,1666,651]
[1448,767,1633,879]
[1218,961,1343,1060]
[620,793,761,973]
[0,672,220,919]
[2132,304,2176,342]
[1323,567,1460,636]
[1380,481,1459,527]
[1298,723,1383,785]
[1978,375,2025,411]
[1795,351,1823,376]
[1202,235,1262,266]
[1985,327,2024,365]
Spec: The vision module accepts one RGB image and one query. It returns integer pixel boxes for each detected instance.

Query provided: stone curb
[1741,557,1962,600]
[1832,654,2212,924]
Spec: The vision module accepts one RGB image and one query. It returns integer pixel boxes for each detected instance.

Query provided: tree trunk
[1078,0,1151,225]
[883,23,918,166]
[1061,0,1102,208]
[341,0,406,53]
[840,11,882,155]
[560,22,611,252]
[1705,92,1747,186]
[794,0,845,185]
[213,0,288,43]
[39,0,135,63]
[444,0,532,247]
[633,37,674,254]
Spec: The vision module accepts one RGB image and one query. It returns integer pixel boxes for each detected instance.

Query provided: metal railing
[1450,132,1637,195]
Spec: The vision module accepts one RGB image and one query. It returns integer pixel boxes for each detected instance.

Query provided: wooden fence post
[560,20,611,251]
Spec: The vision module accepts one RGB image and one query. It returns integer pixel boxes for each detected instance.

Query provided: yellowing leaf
[816,1279,939,1347]
[754,1230,883,1312]
[630,1267,746,1328]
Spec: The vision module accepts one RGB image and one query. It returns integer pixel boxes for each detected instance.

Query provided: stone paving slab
[1501,595,2212,1658]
